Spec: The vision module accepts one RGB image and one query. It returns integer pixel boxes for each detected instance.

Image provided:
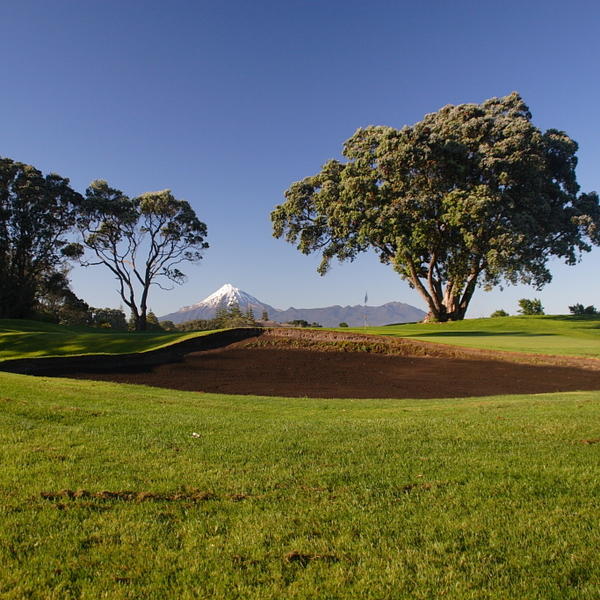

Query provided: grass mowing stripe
[0,372,599,598]
[342,314,600,358]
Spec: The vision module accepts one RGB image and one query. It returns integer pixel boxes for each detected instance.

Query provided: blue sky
[1,0,598,317]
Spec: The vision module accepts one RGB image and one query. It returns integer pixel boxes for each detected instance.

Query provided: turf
[4,315,600,363]
[1,373,599,599]
[0,319,215,361]
[344,315,600,358]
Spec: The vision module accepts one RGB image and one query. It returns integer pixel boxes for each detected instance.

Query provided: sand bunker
[60,332,600,399]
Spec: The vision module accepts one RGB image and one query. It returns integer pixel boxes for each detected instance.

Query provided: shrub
[569,303,598,315]
[518,298,544,316]
[490,309,509,318]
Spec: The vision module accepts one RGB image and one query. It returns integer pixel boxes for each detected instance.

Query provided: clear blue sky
[1,0,598,317]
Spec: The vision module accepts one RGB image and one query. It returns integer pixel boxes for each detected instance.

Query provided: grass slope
[3,315,600,363]
[1,373,599,599]
[345,315,600,358]
[0,319,215,361]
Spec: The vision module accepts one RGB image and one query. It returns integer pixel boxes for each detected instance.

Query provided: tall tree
[36,269,90,326]
[272,93,600,321]
[0,157,82,318]
[72,181,208,331]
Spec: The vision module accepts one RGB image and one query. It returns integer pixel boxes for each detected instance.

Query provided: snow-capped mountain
[159,283,426,326]
[160,283,278,323]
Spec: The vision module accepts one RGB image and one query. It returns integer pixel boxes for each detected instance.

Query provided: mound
[59,329,600,399]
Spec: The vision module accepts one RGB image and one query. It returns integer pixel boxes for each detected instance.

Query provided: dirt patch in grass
[61,344,600,400]
[284,551,340,566]
[40,489,218,502]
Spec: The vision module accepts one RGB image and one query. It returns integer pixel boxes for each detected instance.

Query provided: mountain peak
[160,284,426,326]
[202,283,239,304]
[165,284,278,321]
[189,283,267,310]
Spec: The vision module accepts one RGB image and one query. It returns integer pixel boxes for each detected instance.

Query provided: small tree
[214,306,228,328]
[339,322,349,327]
[569,303,598,315]
[261,310,269,321]
[490,309,509,318]
[71,181,208,331]
[145,311,163,331]
[89,307,128,330]
[288,319,310,327]
[214,304,257,328]
[176,318,215,331]
[160,320,177,331]
[518,298,544,316]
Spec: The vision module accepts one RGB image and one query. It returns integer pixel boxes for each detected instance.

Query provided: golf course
[1,316,599,599]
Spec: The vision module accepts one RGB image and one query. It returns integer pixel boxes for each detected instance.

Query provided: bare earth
[64,334,600,399]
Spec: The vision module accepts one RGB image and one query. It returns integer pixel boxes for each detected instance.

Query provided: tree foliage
[88,307,128,330]
[71,181,208,331]
[0,157,82,318]
[272,93,600,321]
[176,305,257,331]
[286,319,322,328]
[35,269,90,326]
[145,310,164,331]
[214,304,256,328]
[568,303,597,315]
[490,309,509,318]
[518,298,544,316]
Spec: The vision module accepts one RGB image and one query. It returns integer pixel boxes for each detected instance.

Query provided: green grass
[4,315,600,363]
[1,373,599,599]
[0,319,215,361]
[344,315,600,358]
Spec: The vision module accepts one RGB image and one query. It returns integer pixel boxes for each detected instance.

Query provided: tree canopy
[518,298,544,316]
[71,181,208,330]
[568,303,597,316]
[0,157,82,318]
[272,93,600,321]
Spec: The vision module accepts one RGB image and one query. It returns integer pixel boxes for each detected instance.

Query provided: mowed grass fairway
[347,314,600,358]
[1,373,599,599]
[0,320,212,361]
[1,317,600,598]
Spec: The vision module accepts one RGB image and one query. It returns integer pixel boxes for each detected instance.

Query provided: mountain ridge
[159,283,426,327]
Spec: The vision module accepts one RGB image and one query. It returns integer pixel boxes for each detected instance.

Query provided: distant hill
[160,284,426,327]
[274,302,425,327]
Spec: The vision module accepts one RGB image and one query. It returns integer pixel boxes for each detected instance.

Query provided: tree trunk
[420,288,470,322]
[135,314,147,331]
[423,305,466,322]
[414,266,479,323]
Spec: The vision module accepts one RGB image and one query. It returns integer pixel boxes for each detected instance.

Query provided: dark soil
[62,342,600,399]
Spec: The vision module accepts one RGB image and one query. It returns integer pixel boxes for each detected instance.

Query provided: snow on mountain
[159,283,426,326]
[179,284,266,310]
[160,284,278,324]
